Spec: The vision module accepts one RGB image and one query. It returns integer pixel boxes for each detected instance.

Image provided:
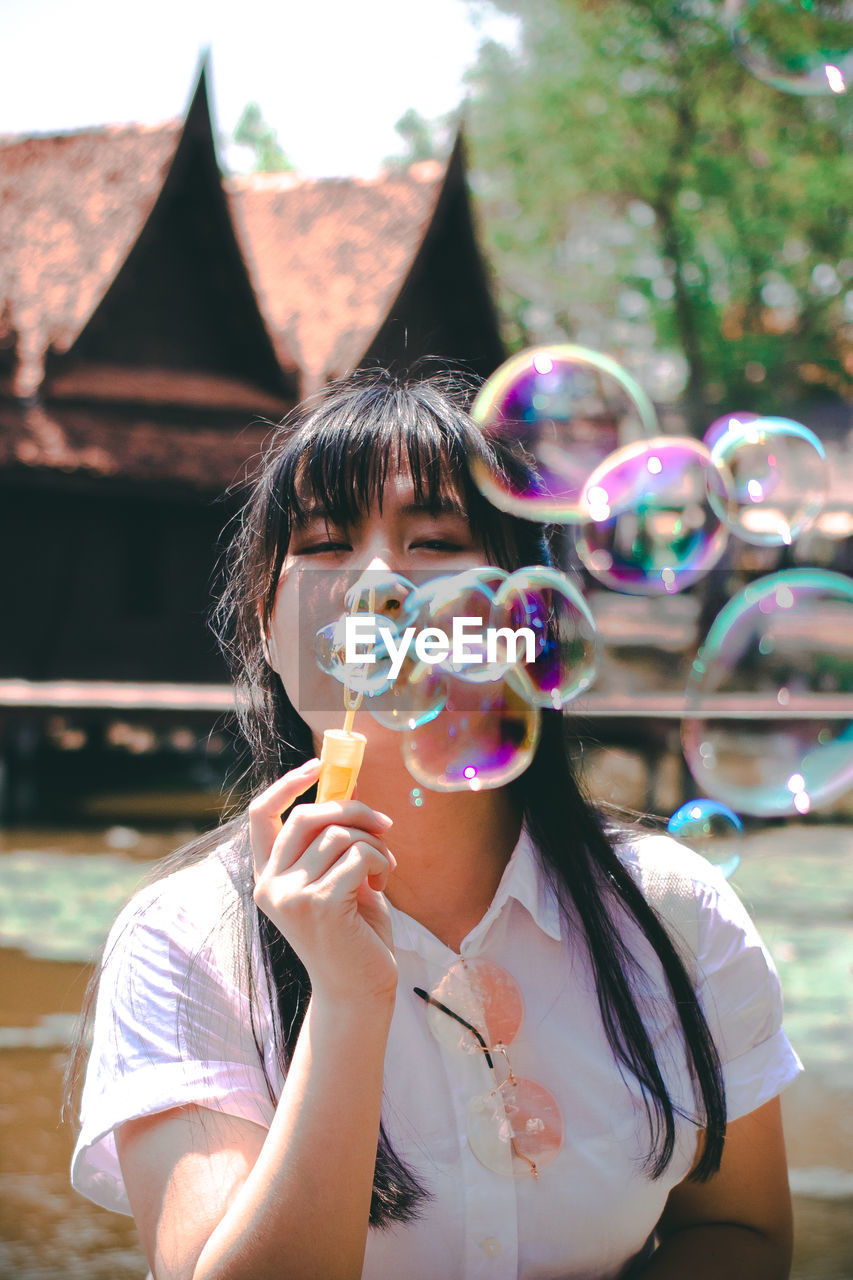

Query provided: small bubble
[707,416,827,548]
[409,788,424,808]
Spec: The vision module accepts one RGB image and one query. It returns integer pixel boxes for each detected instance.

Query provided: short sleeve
[631,834,802,1125]
[690,854,803,1122]
[70,857,277,1214]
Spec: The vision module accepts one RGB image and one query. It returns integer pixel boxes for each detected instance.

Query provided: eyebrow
[296,497,467,524]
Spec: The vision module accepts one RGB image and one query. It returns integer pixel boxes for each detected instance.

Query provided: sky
[0,0,519,177]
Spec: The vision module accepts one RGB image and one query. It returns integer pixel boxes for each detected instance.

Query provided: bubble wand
[315,586,373,803]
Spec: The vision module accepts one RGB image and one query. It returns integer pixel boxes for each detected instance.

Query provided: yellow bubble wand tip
[316,584,374,802]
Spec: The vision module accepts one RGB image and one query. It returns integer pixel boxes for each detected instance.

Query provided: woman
[69,371,801,1279]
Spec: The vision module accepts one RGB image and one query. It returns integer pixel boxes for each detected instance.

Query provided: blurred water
[0,851,152,963]
[0,822,850,1278]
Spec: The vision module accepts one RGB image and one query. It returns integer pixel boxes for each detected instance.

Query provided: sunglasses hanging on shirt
[414,957,564,1178]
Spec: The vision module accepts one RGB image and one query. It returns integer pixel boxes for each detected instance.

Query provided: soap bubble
[702,410,759,452]
[490,567,599,708]
[575,438,728,594]
[403,674,540,791]
[413,567,511,683]
[469,344,659,522]
[312,570,420,700]
[410,787,425,808]
[366,655,448,730]
[314,613,399,695]
[706,416,827,546]
[667,798,744,879]
[723,0,852,96]
[682,569,853,816]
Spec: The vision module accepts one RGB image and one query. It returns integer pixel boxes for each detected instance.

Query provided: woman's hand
[249,758,398,1006]
[121,758,400,1280]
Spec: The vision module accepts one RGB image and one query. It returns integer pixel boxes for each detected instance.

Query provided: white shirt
[71,830,802,1280]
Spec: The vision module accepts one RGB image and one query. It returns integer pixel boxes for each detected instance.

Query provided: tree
[462,0,853,425]
[383,107,451,170]
[233,103,293,173]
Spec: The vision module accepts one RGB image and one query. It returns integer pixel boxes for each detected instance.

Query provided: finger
[268,800,393,874]
[249,759,321,877]
[318,841,395,899]
[286,826,395,885]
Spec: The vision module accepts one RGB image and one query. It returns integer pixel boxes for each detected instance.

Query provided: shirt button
[480,1237,502,1257]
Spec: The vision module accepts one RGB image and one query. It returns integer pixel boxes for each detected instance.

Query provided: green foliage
[233,103,293,173]
[462,0,853,423]
[383,108,448,169]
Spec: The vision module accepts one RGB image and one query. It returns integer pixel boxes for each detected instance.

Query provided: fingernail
[375,811,394,827]
[302,758,321,770]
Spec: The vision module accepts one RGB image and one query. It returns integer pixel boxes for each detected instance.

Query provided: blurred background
[0,1,851,1276]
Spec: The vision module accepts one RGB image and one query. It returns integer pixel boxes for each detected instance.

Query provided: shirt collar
[387,823,563,956]
[474,824,563,945]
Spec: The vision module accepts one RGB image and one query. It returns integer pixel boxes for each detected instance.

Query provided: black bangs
[290,390,464,531]
[262,373,549,590]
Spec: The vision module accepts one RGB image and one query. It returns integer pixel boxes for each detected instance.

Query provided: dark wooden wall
[1,481,229,682]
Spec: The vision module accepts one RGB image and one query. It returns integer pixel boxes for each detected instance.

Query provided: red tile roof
[0,122,181,397]
[0,90,459,491]
[228,162,445,391]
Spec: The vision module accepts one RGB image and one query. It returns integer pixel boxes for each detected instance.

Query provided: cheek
[265,576,299,673]
[266,576,335,692]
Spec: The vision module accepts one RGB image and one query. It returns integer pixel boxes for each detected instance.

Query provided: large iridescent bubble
[682,569,853,816]
[706,416,828,547]
[405,568,511,684]
[490,567,599,708]
[575,437,728,594]
[403,673,540,792]
[667,798,744,880]
[723,0,852,96]
[469,344,659,522]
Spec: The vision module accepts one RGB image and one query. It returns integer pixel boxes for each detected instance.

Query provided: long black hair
[66,369,725,1228]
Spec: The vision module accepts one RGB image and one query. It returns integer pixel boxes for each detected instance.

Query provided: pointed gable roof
[228,159,446,392]
[0,69,297,408]
[0,119,181,397]
[0,77,503,491]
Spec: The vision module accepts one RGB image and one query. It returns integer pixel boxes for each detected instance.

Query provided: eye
[409,514,476,554]
[290,519,352,555]
[412,538,469,552]
[295,539,352,555]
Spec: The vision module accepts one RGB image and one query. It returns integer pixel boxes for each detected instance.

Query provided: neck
[354,752,523,953]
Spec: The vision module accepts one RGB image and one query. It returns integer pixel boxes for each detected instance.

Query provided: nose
[344,560,412,620]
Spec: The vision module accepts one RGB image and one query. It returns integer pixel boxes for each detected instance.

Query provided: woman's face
[265,466,489,747]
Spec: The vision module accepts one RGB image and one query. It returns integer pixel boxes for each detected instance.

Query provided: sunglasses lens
[425,958,524,1055]
[467,1076,564,1177]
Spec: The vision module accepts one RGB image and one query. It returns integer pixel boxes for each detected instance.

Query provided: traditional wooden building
[0,69,504,689]
[0,69,504,817]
